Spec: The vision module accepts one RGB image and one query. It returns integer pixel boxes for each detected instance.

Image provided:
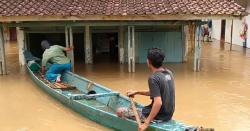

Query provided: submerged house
[212,0,250,48]
[0,0,246,75]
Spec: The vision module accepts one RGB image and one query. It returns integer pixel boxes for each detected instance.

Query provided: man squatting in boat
[117,48,175,131]
[41,40,73,84]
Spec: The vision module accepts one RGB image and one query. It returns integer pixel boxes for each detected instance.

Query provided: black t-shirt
[144,69,175,121]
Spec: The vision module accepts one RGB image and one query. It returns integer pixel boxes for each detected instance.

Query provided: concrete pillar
[16,27,25,66]
[127,26,135,73]
[194,25,202,72]
[119,26,125,64]
[0,27,7,75]
[84,26,93,64]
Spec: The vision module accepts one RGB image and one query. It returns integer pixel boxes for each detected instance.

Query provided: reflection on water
[1,41,250,131]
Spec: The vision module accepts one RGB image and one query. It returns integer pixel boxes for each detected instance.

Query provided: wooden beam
[5,21,206,28]
[0,14,244,22]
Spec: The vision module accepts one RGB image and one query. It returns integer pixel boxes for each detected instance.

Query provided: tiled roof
[0,0,246,17]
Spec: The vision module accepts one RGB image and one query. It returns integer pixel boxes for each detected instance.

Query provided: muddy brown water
[1,41,250,131]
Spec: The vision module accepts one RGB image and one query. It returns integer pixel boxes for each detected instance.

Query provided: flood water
[0,42,110,131]
[1,41,250,131]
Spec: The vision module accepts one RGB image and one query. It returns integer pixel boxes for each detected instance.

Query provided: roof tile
[0,0,246,17]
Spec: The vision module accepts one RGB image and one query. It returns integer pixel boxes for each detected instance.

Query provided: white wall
[233,19,244,46]
[212,2,250,47]
[225,20,232,43]
[212,20,221,40]
[212,19,247,47]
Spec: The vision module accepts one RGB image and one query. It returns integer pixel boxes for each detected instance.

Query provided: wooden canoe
[26,64,195,131]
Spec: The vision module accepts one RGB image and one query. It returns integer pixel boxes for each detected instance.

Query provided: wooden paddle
[129,97,142,127]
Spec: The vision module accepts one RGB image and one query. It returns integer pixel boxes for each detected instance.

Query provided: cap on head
[41,40,50,50]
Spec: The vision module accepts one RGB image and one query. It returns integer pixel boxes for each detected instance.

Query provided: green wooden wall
[136,31,184,63]
[124,31,184,63]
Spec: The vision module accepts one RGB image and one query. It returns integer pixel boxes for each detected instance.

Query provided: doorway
[92,33,118,63]
[220,20,226,49]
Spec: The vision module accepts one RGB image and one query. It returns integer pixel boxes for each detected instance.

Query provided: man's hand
[65,47,74,52]
[41,75,45,79]
[126,90,137,98]
[138,122,150,131]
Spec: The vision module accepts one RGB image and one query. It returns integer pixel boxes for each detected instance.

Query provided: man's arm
[41,66,46,76]
[41,54,50,76]
[139,96,162,131]
[57,45,73,52]
[127,90,150,97]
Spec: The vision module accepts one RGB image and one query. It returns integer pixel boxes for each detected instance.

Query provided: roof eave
[0,14,245,22]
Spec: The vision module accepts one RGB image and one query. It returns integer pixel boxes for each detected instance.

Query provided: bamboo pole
[129,97,142,127]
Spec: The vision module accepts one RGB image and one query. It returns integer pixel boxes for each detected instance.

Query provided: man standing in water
[41,40,73,83]
[117,48,175,131]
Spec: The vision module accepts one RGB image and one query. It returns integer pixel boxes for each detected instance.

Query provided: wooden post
[69,27,74,72]
[183,25,189,62]
[0,27,7,75]
[127,26,135,73]
[188,23,196,54]
[65,26,75,71]
[2,23,10,42]
[230,20,233,51]
[128,26,131,72]
[119,26,125,64]
[65,27,69,48]
[84,26,93,64]
[194,25,202,72]
[132,26,135,73]
[16,27,25,66]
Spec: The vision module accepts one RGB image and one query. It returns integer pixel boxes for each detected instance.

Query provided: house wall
[136,31,183,63]
[124,26,184,63]
[212,20,221,40]
[25,25,184,64]
[212,2,250,47]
